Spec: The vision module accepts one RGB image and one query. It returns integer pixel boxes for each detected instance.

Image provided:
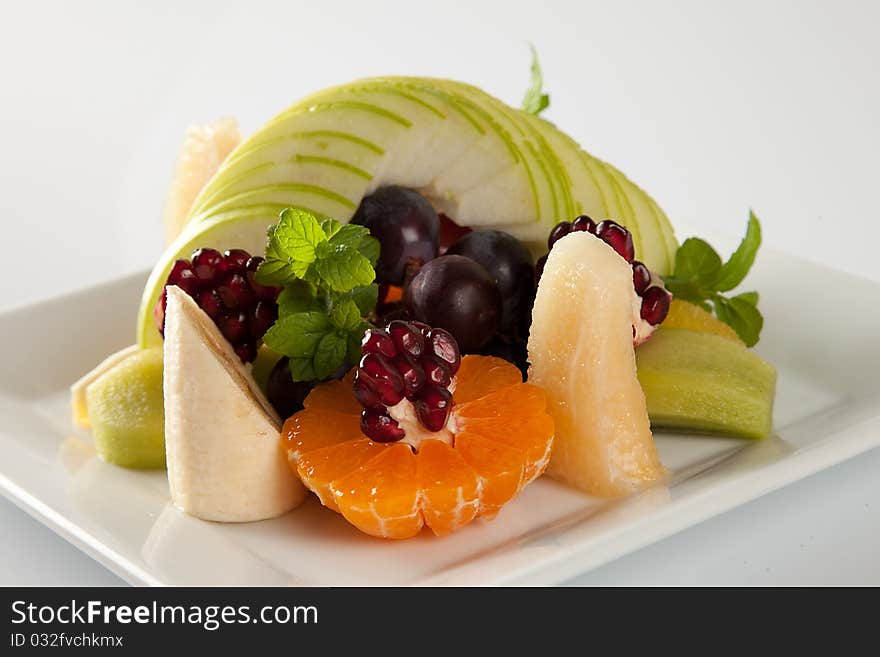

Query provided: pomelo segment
[528,231,666,496]
[636,328,776,439]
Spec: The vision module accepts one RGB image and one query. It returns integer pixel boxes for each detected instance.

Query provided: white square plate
[1,250,878,585]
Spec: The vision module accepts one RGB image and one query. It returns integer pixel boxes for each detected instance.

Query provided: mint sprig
[662,212,764,347]
[256,208,379,381]
[522,44,550,116]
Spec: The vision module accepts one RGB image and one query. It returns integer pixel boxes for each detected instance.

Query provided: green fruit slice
[85,347,165,469]
[636,328,777,439]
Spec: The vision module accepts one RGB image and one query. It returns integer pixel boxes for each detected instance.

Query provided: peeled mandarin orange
[281,355,554,539]
[661,299,744,344]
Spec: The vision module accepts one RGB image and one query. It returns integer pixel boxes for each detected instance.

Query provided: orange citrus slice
[282,355,554,539]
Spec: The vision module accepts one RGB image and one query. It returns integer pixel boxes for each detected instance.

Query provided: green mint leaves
[522,45,550,116]
[256,208,378,381]
[662,211,764,347]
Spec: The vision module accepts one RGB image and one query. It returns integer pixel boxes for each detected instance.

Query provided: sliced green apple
[636,328,777,440]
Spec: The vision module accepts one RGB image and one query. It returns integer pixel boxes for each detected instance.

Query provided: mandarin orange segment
[453,355,523,404]
[331,443,423,539]
[416,439,480,536]
[282,409,362,463]
[302,377,361,414]
[454,431,524,519]
[296,438,387,509]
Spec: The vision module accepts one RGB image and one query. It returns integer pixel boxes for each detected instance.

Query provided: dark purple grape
[535,254,548,285]
[477,336,528,380]
[266,357,319,419]
[404,255,502,352]
[350,186,439,285]
[446,229,535,335]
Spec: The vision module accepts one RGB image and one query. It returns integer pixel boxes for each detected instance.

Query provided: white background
[1,0,878,584]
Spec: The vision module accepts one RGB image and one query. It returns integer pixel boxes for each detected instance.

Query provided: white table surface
[1,0,878,586]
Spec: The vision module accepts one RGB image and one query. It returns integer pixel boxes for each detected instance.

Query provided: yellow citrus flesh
[661,299,743,344]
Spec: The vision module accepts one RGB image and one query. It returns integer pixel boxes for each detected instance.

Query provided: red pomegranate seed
[217,311,248,344]
[245,256,281,301]
[425,328,460,375]
[358,353,405,407]
[411,321,431,335]
[250,301,278,340]
[234,341,257,363]
[641,286,671,325]
[394,353,426,399]
[632,261,652,295]
[353,376,383,410]
[362,328,397,359]
[415,385,453,432]
[360,409,405,443]
[548,221,572,249]
[224,249,251,273]
[217,273,256,310]
[572,215,597,234]
[388,320,425,359]
[535,254,548,284]
[153,289,167,336]
[595,220,635,263]
[191,248,225,285]
[421,355,451,387]
[197,288,224,319]
[168,259,200,297]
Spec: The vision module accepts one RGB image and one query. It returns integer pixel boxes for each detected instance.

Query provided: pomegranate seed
[362,328,397,359]
[234,341,257,363]
[154,289,167,336]
[168,259,200,297]
[411,321,431,335]
[353,376,383,410]
[641,286,671,325]
[217,311,248,344]
[632,261,652,295]
[394,353,426,399]
[421,356,451,387]
[360,410,405,443]
[197,288,224,319]
[217,273,256,310]
[572,215,597,234]
[415,385,453,432]
[191,248,225,285]
[224,249,251,272]
[388,320,425,358]
[595,220,635,263]
[245,256,281,302]
[358,353,405,406]
[535,254,548,284]
[425,328,460,375]
[548,221,572,249]
[250,301,278,340]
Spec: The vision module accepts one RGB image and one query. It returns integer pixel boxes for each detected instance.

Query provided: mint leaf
[347,324,369,365]
[316,246,375,292]
[521,45,550,116]
[288,357,316,382]
[735,291,759,307]
[713,211,762,292]
[350,284,379,315]
[357,235,380,266]
[313,332,348,379]
[277,281,322,315]
[320,217,343,239]
[713,295,763,347]
[262,311,331,359]
[256,208,328,286]
[329,297,362,331]
[329,223,371,249]
[673,238,722,283]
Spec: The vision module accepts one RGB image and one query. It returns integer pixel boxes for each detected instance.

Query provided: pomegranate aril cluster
[354,320,461,443]
[154,248,282,363]
[540,215,672,330]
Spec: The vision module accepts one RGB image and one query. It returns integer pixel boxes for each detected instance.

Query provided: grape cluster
[154,248,280,363]
[355,320,461,442]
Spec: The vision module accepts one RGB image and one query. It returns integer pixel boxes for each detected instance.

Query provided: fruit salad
[71,53,777,538]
